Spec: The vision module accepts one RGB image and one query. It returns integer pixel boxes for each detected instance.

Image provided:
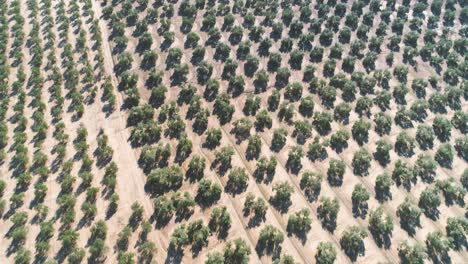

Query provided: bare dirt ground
[0,0,467,263]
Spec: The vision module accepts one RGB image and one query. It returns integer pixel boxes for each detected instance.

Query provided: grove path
[89,1,265,263]
[85,0,169,257]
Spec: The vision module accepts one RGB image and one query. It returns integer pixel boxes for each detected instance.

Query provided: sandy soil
[0,0,466,263]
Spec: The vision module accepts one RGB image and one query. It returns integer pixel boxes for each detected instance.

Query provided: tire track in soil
[266,88,465,262]
[195,145,273,264]
[218,126,350,264]
[257,131,400,263]
[345,129,468,261]
[319,97,467,262]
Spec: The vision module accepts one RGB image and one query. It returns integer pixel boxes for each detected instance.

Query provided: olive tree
[204,128,222,149]
[317,197,340,232]
[196,179,222,207]
[300,171,322,202]
[398,241,427,264]
[330,129,350,153]
[315,242,337,264]
[146,165,183,196]
[186,155,205,182]
[369,206,393,248]
[397,198,422,235]
[435,143,454,168]
[351,184,370,218]
[226,167,249,194]
[257,225,284,255]
[415,125,435,150]
[418,186,441,219]
[271,128,287,151]
[205,251,224,264]
[395,132,415,157]
[445,217,468,250]
[327,159,345,186]
[455,136,468,161]
[271,182,294,212]
[213,146,235,173]
[224,238,251,264]
[437,177,466,205]
[426,231,452,262]
[209,207,231,237]
[286,146,303,173]
[374,139,392,166]
[432,117,452,142]
[352,148,372,176]
[287,208,312,239]
[392,160,416,190]
[340,226,368,261]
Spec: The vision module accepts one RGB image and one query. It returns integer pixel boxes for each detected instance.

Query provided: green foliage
[317,197,340,232]
[244,193,267,223]
[258,225,284,254]
[226,167,249,194]
[418,186,441,219]
[286,146,303,173]
[315,242,337,264]
[352,148,372,176]
[271,128,287,151]
[392,160,416,190]
[446,217,468,250]
[300,171,322,202]
[397,198,422,235]
[153,195,175,225]
[187,219,210,250]
[436,178,466,206]
[232,118,252,142]
[433,117,452,142]
[395,132,415,157]
[68,248,86,264]
[271,181,294,209]
[327,159,345,186]
[398,241,427,264]
[369,206,393,248]
[287,208,312,237]
[146,165,183,195]
[224,238,251,264]
[209,207,231,236]
[351,184,370,218]
[426,231,452,262]
[14,248,31,264]
[352,119,371,145]
[340,226,368,261]
[435,143,454,168]
[205,252,224,264]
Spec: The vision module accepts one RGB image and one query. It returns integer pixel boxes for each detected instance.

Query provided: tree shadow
[285,159,302,175]
[341,243,365,262]
[399,219,420,237]
[331,142,348,154]
[352,203,368,219]
[164,247,183,264]
[105,204,117,220]
[327,174,343,187]
[269,197,291,214]
[370,230,392,249]
[255,243,282,259]
[373,152,390,167]
[428,250,452,264]
[247,214,266,228]
[319,218,337,233]
[224,183,247,197]
[287,228,309,245]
